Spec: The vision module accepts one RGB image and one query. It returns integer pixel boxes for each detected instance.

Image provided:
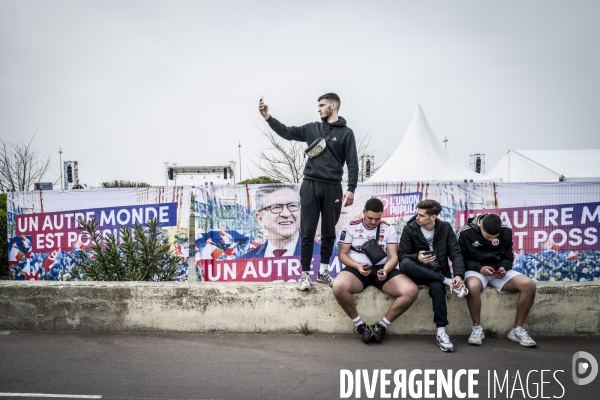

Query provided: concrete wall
[1,281,599,336]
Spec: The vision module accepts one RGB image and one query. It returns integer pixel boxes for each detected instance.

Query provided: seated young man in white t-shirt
[332,198,419,344]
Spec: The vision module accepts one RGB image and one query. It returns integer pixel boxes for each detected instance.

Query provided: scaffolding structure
[164,162,236,186]
[359,155,375,182]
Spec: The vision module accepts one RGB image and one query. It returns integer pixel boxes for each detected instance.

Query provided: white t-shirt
[339,218,399,266]
[420,226,440,268]
[420,226,434,251]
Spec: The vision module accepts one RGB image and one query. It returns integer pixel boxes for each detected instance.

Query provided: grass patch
[299,321,313,336]
[483,326,499,340]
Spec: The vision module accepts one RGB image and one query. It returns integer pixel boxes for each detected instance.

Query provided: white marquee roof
[368,105,489,182]
[487,149,600,182]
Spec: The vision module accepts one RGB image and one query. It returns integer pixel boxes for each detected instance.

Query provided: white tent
[487,150,600,182]
[368,105,489,182]
[488,149,600,182]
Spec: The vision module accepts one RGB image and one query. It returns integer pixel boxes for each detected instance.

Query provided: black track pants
[299,179,343,272]
[399,258,449,327]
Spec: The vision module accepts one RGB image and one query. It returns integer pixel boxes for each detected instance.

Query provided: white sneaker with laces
[317,270,335,287]
[468,325,485,345]
[298,272,312,291]
[436,332,454,352]
[507,326,536,347]
[452,285,469,299]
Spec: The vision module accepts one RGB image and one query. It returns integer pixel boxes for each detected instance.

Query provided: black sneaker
[371,323,387,343]
[354,323,374,343]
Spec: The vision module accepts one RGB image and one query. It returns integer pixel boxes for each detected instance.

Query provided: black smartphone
[423,250,435,256]
[363,265,373,270]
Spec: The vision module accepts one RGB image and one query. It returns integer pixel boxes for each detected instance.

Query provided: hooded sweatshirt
[456,214,514,273]
[266,116,359,192]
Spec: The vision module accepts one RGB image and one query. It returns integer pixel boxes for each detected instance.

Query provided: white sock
[443,278,452,287]
[379,317,391,328]
[437,326,446,335]
[352,316,364,327]
[320,263,329,274]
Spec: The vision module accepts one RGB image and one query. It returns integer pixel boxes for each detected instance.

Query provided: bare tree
[253,126,379,184]
[0,133,56,192]
[253,127,306,183]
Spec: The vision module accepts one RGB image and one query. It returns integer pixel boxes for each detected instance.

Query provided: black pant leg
[398,258,446,284]
[429,282,449,327]
[320,182,343,264]
[300,180,321,272]
[399,258,449,327]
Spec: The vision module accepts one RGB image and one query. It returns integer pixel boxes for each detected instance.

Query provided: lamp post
[59,147,63,190]
[238,141,242,182]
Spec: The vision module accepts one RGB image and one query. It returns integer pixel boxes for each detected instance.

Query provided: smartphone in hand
[423,250,435,256]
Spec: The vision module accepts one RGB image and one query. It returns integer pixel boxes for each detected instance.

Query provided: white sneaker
[468,325,485,345]
[298,272,312,291]
[507,326,536,347]
[436,332,454,352]
[452,285,469,299]
[317,270,335,287]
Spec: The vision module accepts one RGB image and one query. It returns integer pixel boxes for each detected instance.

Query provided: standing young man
[334,198,418,344]
[457,214,537,347]
[258,93,359,291]
[398,199,468,352]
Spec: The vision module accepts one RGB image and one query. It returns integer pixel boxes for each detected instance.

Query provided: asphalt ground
[1,330,599,400]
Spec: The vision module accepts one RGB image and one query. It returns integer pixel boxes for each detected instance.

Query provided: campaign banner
[193,182,496,282]
[6,187,191,281]
[193,184,316,282]
[7,181,600,283]
[456,198,600,282]
[456,202,600,252]
[15,203,178,252]
[375,192,422,218]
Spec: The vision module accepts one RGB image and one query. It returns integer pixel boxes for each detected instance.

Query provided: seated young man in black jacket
[398,199,468,352]
[457,214,537,347]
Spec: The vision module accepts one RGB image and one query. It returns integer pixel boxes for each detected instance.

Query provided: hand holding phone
[258,96,269,120]
[419,250,435,263]
[357,263,371,276]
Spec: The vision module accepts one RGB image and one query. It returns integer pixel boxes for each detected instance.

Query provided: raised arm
[258,98,306,142]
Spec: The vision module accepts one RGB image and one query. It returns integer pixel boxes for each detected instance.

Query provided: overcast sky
[1,0,599,188]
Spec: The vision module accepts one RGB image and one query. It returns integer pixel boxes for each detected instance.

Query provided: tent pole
[508,151,511,182]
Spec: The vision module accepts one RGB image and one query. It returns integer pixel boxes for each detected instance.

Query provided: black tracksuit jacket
[456,214,514,273]
[267,116,359,192]
[398,215,466,279]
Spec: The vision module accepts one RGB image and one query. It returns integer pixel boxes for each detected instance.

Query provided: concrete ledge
[1,281,599,336]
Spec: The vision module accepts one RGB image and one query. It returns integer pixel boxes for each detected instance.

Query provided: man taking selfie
[258,93,358,291]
